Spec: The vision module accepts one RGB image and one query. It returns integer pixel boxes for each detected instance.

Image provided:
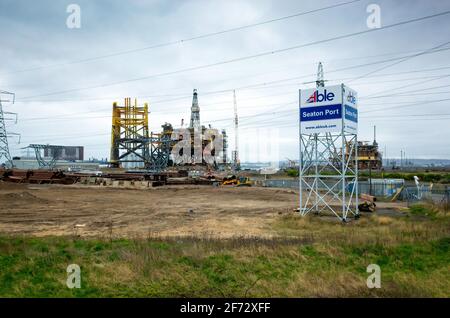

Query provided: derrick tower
[189,89,200,129]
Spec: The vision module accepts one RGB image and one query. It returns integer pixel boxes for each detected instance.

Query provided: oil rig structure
[353,126,383,170]
[109,90,228,171]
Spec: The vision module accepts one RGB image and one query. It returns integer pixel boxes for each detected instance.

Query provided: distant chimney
[373,125,378,146]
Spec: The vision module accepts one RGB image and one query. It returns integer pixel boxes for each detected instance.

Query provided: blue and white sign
[299,84,358,134]
[299,85,343,134]
[343,85,358,133]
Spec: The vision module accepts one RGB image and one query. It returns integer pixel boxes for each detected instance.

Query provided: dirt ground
[0,182,301,238]
[0,182,407,238]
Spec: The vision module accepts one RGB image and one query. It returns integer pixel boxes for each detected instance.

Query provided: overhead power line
[2,0,362,75]
[362,97,450,114]
[16,67,450,123]
[19,10,450,100]
[16,46,450,105]
[17,92,450,140]
[19,110,450,144]
[364,73,450,98]
[12,47,450,104]
[362,84,450,99]
[347,40,450,83]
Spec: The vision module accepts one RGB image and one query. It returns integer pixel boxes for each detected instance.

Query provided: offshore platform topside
[109,90,229,171]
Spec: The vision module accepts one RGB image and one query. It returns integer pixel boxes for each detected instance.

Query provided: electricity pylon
[0,90,20,168]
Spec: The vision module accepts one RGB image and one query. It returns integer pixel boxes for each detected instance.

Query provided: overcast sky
[1,0,450,163]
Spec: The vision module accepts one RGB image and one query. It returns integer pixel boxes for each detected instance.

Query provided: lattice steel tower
[0,90,19,168]
[298,63,359,222]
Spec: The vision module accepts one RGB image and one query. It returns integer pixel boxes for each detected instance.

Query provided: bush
[409,204,441,218]
[286,169,299,177]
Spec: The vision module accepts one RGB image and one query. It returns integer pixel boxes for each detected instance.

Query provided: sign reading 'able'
[299,84,358,134]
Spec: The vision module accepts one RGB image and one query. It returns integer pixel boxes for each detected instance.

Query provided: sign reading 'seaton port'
[299,84,358,134]
[343,85,358,133]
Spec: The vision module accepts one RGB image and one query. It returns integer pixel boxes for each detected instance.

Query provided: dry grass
[273,212,450,246]
[0,203,448,297]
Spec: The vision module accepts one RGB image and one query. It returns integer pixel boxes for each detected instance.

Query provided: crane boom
[232,90,240,171]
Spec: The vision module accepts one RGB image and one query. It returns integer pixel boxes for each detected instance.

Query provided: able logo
[347,91,356,104]
[306,89,335,103]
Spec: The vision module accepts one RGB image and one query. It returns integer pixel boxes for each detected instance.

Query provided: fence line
[258,178,449,205]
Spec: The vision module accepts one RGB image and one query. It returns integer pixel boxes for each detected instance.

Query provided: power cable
[19,10,450,100]
[2,0,362,75]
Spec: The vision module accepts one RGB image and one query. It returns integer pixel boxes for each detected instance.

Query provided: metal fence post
[445,185,450,215]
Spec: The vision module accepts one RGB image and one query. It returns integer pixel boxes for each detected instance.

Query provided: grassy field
[0,205,448,297]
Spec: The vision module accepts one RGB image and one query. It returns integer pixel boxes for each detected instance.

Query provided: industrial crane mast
[316,62,325,88]
[232,90,240,171]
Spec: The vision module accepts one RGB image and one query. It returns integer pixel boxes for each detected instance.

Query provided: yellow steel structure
[110,97,149,168]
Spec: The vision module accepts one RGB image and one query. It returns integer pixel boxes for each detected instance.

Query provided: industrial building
[12,144,87,169]
[43,145,84,161]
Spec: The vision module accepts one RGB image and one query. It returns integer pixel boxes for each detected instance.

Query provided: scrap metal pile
[0,168,78,184]
[0,168,241,188]
[72,170,221,187]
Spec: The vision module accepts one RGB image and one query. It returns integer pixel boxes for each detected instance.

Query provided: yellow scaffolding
[110,97,149,168]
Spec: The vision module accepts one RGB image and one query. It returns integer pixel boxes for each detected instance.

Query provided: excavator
[222,175,252,187]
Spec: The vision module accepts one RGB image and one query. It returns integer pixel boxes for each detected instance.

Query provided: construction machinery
[222,175,252,187]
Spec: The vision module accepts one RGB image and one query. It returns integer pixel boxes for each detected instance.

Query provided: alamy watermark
[66,4,81,29]
[169,127,280,168]
[366,264,381,289]
[66,264,81,289]
[170,128,224,165]
[366,4,381,29]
